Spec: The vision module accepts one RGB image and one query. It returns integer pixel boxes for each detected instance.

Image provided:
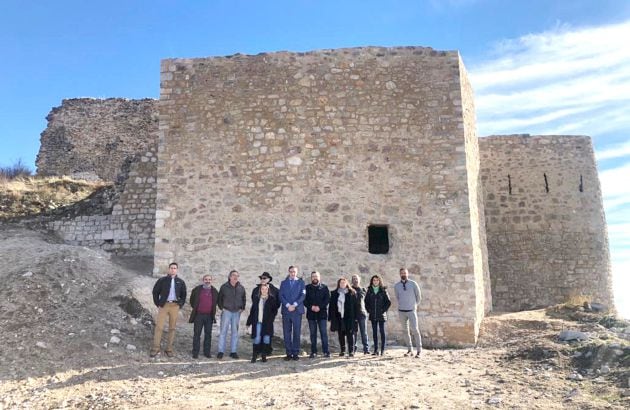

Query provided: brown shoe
[165,351,174,357]
[149,351,159,358]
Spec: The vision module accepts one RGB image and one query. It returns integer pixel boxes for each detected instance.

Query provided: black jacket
[246,293,280,339]
[304,283,330,320]
[352,286,368,317]
[365,287,392,322]
[152,275,187,308]
[188,285,219,323]
[329,289,359,333]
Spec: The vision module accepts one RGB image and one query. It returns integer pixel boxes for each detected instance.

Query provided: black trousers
[192,313,213,355]
[338,328,354,354]
[371,320,386,352]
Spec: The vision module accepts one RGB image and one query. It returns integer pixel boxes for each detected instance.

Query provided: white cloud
[596,140,630,161]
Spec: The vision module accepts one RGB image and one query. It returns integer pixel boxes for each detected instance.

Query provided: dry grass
[0,175,110,218]
[564,293,593,308]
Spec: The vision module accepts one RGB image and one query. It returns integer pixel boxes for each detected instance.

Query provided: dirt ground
[0,225,628,409]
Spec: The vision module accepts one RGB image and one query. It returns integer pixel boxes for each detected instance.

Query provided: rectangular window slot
[368,225,389,254]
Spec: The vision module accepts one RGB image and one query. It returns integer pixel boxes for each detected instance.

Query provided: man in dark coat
[188,274,219,358]
[351,274,370,354]
[217,270,246,359]
[304,271,330,358]
[150,262,187,357]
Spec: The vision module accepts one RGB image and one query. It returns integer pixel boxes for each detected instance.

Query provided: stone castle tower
[36,46,614,346]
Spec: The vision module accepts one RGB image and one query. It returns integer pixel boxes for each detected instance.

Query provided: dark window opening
[544,173,549,193]
[579,175,584,192]
[508,174,512,195]
[368,225,389,254]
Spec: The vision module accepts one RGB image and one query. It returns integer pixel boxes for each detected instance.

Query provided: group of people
[150,264,423,363]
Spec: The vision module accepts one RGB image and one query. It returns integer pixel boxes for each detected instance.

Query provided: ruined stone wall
[36,98,158,182]
[155,47,487,346]
[479,135,613,311]
[46,143,158,255]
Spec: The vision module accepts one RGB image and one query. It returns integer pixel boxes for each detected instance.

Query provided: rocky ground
[0,225,628,409]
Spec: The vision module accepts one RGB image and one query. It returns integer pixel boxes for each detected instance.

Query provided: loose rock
[558,330,589,341]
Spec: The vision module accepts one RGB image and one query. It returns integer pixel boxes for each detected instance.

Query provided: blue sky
[1,0,628,317]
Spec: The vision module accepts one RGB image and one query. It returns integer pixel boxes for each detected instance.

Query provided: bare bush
[0,159,32,182]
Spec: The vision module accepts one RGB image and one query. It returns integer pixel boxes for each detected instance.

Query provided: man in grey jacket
[394,267,422,357]
[217,270,246,359]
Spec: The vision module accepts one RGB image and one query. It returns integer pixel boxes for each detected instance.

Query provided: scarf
[337,287,348,319]
[371,285,380,294]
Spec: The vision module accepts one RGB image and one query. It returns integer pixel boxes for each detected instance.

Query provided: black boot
[251,344,259,363]
[261,344,270,362]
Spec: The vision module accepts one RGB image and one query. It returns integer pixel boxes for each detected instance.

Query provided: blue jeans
[308,319,329,354]
[253,322,271,345]
[218,310,241,353]
[353,315,369,352]
[282,312,302,355]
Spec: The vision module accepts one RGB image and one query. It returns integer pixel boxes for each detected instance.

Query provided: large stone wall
[154,47,489,346]
[36,98,158,182]
[479,135,613,311]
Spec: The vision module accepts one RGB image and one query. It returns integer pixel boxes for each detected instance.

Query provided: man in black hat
[252,271,279,300]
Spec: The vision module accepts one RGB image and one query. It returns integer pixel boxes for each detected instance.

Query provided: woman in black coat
[246,283,279,363]
[329,277,359,357]
[364,274,391,356]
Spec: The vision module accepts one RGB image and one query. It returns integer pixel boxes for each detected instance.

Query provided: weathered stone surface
[41,142,158,256]
[480,135,613,312]
[36,98,158,182]
[154,46,489,346]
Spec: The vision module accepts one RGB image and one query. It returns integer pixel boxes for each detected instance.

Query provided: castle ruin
[35,46,614,346]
